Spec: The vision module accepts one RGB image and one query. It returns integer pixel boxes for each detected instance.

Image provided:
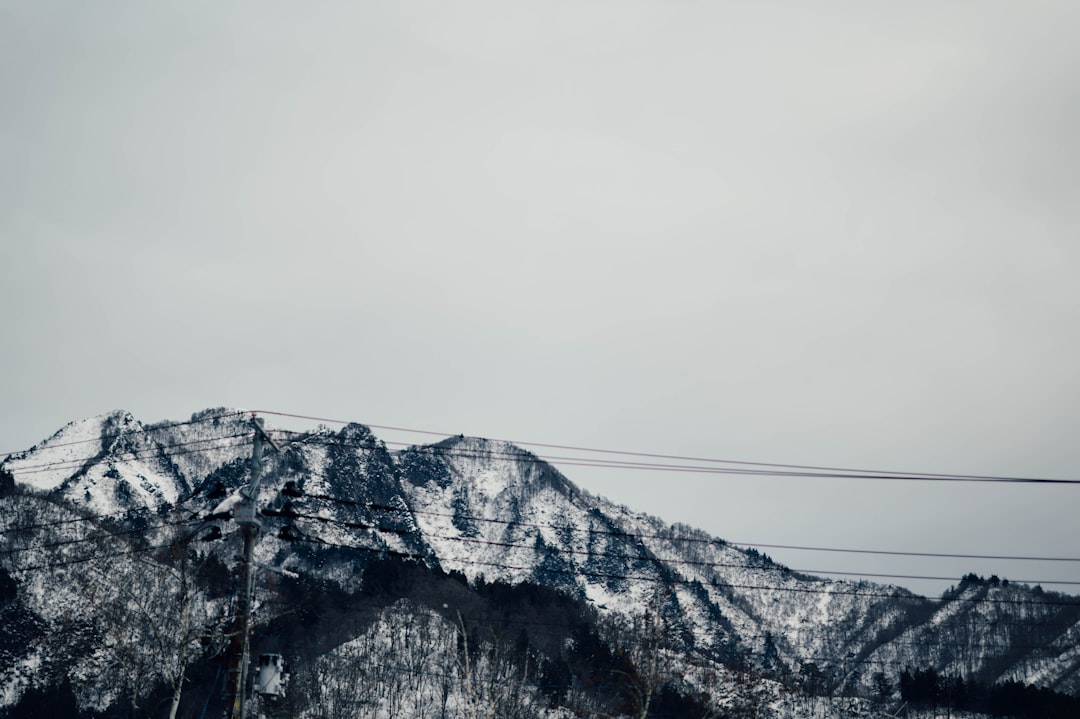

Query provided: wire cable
[277,430,1080,497]
[281,532,1080,609]
[299,487,1080,574]
[0,515,208,557]
[254,410,1080,485]
[3,540,189,575]
[280,510,1080,588]
[0,409,247,461]
[5,432,251,476]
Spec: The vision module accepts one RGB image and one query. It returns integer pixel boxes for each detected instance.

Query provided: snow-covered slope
[2,409,1078,718]
[2,408,253,515]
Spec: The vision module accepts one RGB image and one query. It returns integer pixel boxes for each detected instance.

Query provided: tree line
[900,666,1080,718]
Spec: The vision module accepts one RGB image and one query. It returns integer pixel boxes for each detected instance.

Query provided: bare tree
[69,519,221,719]
[453,612,543,719]
[606,589,678,719]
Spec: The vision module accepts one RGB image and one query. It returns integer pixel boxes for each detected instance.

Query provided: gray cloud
[3,0,1079,597]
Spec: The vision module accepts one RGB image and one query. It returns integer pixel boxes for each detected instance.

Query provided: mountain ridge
[2,408,1079,717]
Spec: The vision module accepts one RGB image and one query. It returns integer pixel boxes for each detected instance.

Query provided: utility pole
[225,416,279,719]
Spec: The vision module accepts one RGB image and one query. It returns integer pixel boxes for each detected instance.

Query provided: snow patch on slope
[3,412,120,491]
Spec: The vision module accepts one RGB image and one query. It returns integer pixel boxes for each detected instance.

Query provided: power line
[278,429,1080,498]
[5,432,251,476]
[297,485,1080,574]
[724,541,1080,565]
[8,414,1078,566]
[10,420,1078,592]
[7,410,1080,592]
[5,489,1076,617]
[0,515,207,557]
[255,409,1080,485]
[280,508,1080,589]
[14,423,1078,581]
[281,531,1080,608]
[3,540,189,575]
[250,595,1078,648]
[5,434,1076,701]
[0,409,247,461]
[0,504,174,535]
[265,624,1080,678]
[9,408,1080,579]
[0,477,227,541]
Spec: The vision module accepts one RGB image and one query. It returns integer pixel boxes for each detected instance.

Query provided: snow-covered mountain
[2,409,1078,718]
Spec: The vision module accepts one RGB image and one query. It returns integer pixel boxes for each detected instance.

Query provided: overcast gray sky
[3,0,1080,597]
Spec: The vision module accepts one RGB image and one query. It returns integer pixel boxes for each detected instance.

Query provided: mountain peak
[2,410,136,492]
[425,434,575,501]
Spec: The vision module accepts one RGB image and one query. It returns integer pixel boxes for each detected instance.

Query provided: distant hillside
[2,409,1078,718]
